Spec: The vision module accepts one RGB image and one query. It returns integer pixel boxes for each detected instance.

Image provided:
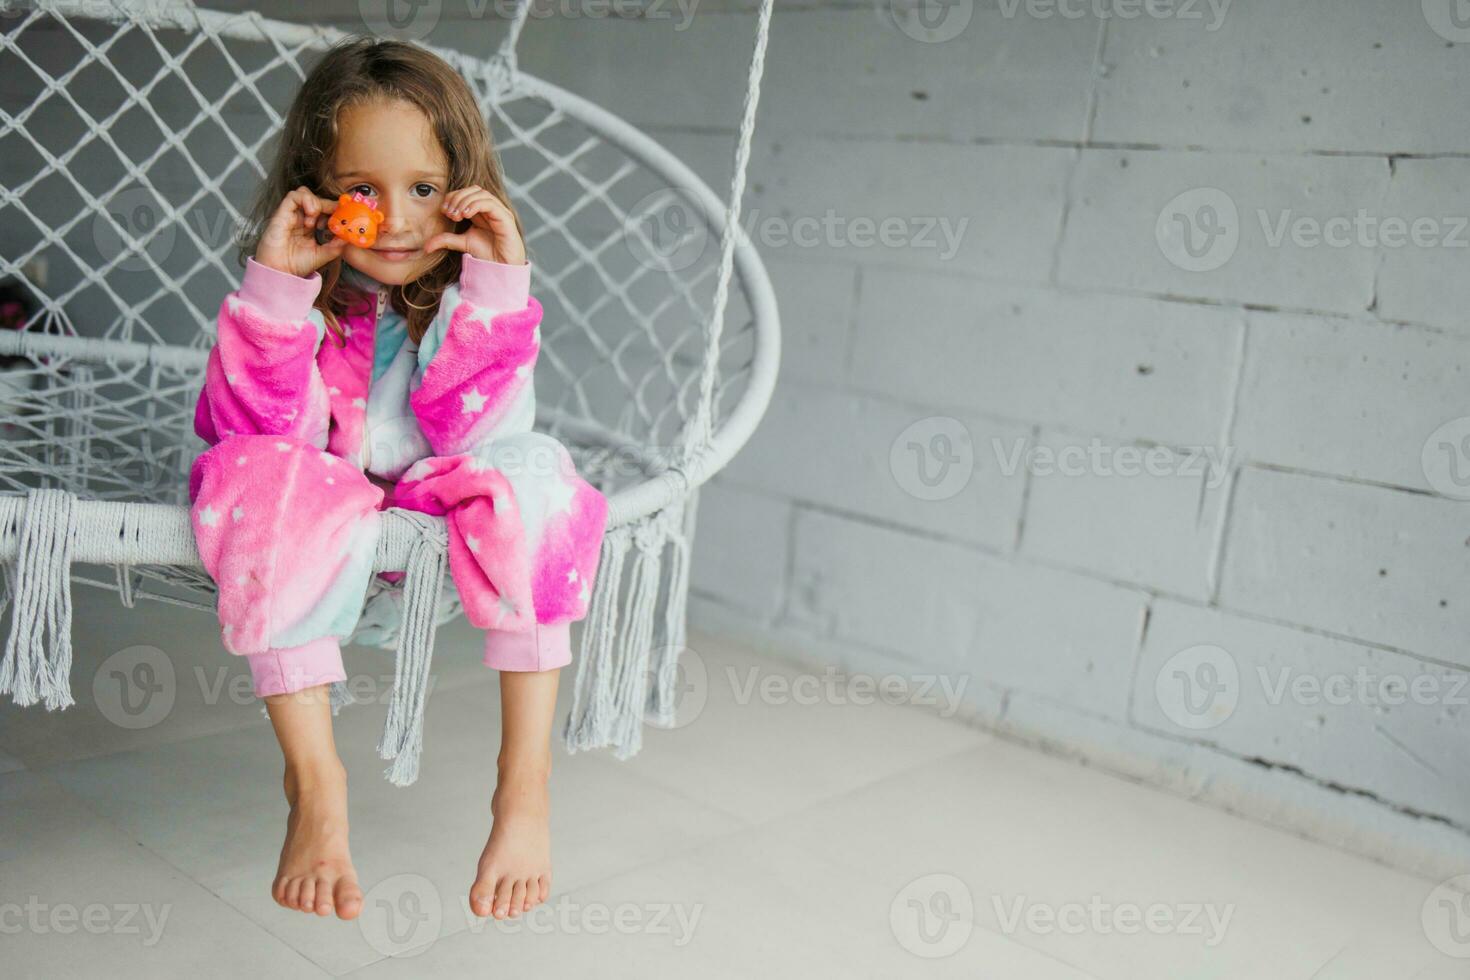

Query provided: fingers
[423,230,470,256]
[443,187,517,240]
[441,186,525,264]
[441,184,489,217]
[443,187,500,221]
[276,185,337,232]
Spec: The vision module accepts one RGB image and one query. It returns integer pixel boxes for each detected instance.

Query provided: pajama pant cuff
[246,637,347,697]
[483,621,571,672]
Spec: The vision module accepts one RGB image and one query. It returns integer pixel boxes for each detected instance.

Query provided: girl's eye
[348,183,373,196]
[412,183,436,198]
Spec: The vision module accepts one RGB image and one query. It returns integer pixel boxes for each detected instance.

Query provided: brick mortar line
[703,477,1470,673]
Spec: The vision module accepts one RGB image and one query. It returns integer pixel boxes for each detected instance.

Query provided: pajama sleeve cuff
[240,256,324,323]
[483,621,571,672]
[246,637,346,697]
[459,253,531,311]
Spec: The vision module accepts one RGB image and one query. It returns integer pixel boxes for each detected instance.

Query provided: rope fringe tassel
[376,512,449,786]
[0,487,79,710]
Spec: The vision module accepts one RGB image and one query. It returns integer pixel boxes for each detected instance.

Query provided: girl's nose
[379,200,411,234]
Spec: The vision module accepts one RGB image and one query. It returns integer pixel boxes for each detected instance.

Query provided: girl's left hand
[425,186,526,265]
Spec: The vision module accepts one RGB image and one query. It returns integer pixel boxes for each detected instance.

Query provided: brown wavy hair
[235,36,527,346]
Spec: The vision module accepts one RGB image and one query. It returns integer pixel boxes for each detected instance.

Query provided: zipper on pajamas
[358,286,389,474]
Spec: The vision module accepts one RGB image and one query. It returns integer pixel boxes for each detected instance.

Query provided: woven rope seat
[0,0,779,776]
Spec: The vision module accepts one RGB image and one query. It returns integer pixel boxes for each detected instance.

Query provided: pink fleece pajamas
[188,253,608,698]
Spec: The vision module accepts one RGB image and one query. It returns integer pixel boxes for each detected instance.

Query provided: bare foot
[470,765,551,919]
[272,761,364,920]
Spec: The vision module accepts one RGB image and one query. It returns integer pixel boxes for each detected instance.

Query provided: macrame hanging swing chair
[0,0,780,783]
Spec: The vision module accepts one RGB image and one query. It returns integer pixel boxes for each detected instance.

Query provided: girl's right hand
[254,186,347,277]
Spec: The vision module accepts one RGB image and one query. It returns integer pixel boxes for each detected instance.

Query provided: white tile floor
[0,588,1465,978]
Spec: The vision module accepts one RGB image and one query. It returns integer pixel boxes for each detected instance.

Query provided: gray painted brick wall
[13,0,1461,876]
[513,0,1470,874]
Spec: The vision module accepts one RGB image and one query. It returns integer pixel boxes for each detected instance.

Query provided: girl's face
[330,98,455,287]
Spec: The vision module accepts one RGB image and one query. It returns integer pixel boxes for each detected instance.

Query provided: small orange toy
[326,190,385,247]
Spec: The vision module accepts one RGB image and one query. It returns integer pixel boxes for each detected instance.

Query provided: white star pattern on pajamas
[461,388,488,414]
[493,593,517,626]
[227,296,240,315]
[329,386,341,396]
[544,477,576,516]
[231,506,244,522]
[465,304,495,330]
[236,455,247,466]
[198,505,219,527]
[275,441,291,451]
[514,365,528,379]
[578,583,590,605]
[226,372,237,384]
[567,568,578,583]
[352,397,367,409]
[466,533,481,553]
[342,324,353,338]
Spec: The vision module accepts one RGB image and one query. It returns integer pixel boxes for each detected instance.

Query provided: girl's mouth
[374,247,419,262]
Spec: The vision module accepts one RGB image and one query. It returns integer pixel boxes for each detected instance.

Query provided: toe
[314,874,335,916]
[297,876,317,913]
[284,876,304,912]
[469,871,496,918]
[538,874,550,905]
[272,875,290,908]
[335,875,364,921]
[493,875,516,918]
[508,880,527,917]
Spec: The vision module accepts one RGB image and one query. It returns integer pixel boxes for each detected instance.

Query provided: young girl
[187,38,608,923]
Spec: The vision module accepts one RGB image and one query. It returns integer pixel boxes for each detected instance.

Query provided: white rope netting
[0,0,781,771]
